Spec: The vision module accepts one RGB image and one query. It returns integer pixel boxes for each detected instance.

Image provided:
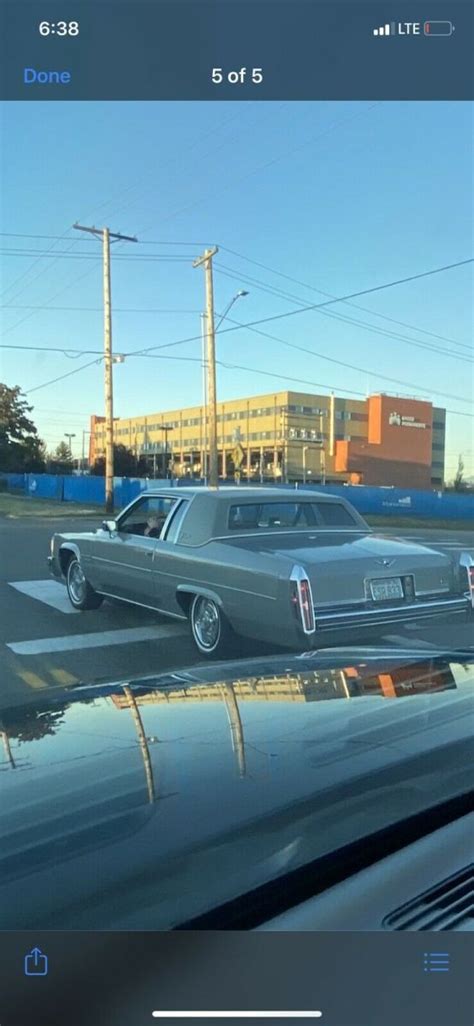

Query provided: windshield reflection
[1,659,466,796]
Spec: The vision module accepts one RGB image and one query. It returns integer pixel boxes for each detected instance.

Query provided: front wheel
[189,594,235,659]
[66,557,103,611]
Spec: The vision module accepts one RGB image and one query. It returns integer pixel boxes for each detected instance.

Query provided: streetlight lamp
[215,289,249,332]
[201,289,249,486]
[64,433,76,469]
[302,445,308,485]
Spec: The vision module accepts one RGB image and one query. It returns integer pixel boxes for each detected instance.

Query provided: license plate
[370,577,404,602]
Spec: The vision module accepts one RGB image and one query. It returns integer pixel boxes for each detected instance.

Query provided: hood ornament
[375,558,395,567]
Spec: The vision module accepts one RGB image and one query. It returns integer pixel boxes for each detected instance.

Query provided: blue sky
[1,100,472,478]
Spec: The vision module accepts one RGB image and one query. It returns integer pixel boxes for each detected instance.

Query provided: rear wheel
[66,557,103,611]
[189,594,235,659]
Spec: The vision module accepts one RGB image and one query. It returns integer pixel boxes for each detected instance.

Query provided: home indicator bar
[152,1015,323,1020]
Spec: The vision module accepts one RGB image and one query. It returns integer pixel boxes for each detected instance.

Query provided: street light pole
[196,285,249,489]
[64,433,76,471]
[81,429,91,474]
[158,424,172,478]
[319,413,326,485]
[302,445,308,485]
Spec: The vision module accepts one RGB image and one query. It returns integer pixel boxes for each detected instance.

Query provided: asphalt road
[0,515,473,710]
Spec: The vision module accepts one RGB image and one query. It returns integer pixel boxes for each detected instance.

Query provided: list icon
[423,952,450,973]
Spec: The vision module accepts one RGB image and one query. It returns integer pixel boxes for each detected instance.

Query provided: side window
[163,500,189,543]
[118,496,178,538]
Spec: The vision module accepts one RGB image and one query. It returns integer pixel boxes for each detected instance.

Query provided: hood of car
[1,649,472,930]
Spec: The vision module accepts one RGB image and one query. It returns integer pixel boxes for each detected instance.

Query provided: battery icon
[424,21,454,36]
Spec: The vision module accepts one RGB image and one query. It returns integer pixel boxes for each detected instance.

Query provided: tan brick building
[90,389,446,488]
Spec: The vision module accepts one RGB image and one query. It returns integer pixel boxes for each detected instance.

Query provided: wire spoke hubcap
[68,562,86,603]
[193,598,220,649]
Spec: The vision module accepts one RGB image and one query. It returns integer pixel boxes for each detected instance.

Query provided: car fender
[176,583,224,610]
[58,542,81,578]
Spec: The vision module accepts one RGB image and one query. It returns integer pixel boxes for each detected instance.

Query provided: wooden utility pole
[73,223,137,513]
[193,247,219,488]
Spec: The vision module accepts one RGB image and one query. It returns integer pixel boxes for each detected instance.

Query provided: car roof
[142,486,332,500]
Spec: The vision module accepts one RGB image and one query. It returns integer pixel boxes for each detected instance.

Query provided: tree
[48,441,74,475]
[0,383,46,472]
[91,443,139,477]
[453,454,465,492]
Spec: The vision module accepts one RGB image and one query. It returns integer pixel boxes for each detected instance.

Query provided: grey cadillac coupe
[48,487,473,657]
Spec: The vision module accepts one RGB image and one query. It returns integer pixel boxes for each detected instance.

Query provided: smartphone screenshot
[0,2,473,1024]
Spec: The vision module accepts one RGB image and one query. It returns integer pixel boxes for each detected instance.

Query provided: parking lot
[1,511,473,710]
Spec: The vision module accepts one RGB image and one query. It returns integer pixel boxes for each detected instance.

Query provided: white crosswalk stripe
[7,624,187,656]
[9,579,79,613]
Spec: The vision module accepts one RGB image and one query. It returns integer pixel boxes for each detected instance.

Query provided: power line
[138,103,380,235]
[0,234,82,305]
[93,108,251,227]
[0,233,215,247]
[7,258,472,403]
[0,344,103,355]
[215,311,470,402]
[218,245,472,353]
[0,248,194,262]
[25,358,103,395]
[1,304,202,314]
[0,262,102,339]
[136,353,474,417]
[18,347,474,418]
[215,263,473,363]
[134,257,474,356]
[129,257,473,403]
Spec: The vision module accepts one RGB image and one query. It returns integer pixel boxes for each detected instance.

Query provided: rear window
[228,501,357,530]
[316,502,358,527]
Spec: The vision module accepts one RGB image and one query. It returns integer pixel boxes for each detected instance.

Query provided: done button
[24,68,71,85]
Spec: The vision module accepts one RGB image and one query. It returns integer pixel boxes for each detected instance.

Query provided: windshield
[1,653,473,930]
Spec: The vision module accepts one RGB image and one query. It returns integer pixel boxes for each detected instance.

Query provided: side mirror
[102,519,117,534]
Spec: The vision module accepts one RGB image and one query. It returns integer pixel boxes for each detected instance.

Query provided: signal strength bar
[373,23,396,36]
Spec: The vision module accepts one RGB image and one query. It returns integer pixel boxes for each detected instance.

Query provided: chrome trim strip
[214,529,368,542]
[315,596,469,629]
[92,556,153,574]
[96,590,187,620]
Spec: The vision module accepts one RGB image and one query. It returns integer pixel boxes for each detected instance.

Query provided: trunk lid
[258,531,454,606]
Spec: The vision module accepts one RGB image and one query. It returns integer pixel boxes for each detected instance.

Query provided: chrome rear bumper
[314,595,470,631]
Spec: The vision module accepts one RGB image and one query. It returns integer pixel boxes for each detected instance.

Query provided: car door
[149,498,192,613]
[92,495,179,606]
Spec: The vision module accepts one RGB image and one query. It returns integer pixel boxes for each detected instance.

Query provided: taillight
[290,565,315,633]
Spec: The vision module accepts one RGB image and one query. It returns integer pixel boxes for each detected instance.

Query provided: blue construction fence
[2,473,173,508]
[1,472,473,521]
